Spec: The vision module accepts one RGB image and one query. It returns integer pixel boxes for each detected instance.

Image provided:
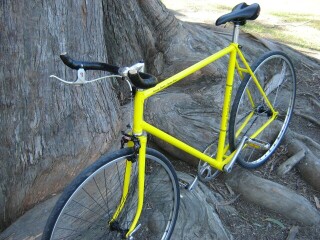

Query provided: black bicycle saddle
[216,2,260,26]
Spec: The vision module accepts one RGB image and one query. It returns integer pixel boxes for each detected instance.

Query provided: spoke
[82,187,107,212]
[245,146,255,163]
[93,176,110,211]
[272,60,286,108]
[68,199,104,218]
[239,115,258,144]
[61,212,106,227]
[104,169,112,220]
[237,109,255,125]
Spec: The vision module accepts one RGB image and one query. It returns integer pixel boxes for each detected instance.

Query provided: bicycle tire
[42,147,180,240]
[229,51,296,168]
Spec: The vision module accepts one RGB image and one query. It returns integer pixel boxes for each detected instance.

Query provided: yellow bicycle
[43,3,296,240]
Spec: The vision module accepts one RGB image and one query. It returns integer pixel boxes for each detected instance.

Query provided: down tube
[141,121,225,171]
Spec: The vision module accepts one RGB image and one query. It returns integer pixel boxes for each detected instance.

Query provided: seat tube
[216,45,237,161]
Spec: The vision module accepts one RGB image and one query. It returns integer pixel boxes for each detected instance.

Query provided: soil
[163,1,320,239]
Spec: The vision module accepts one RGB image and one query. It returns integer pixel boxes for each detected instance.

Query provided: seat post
[232,24,240,43]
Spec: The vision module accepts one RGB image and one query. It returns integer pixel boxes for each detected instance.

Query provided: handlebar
[52,53,158,88]
[60,52,120,74]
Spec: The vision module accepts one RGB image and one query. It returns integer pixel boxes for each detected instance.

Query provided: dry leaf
[314,196,320,209]
[265,218,286,229]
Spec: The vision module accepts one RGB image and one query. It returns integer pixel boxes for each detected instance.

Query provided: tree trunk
[0,0,120,229]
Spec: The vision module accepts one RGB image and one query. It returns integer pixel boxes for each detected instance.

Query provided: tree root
[215,194,241,207]
[297,92,320,109]
[311,97,320,109]
[174,172,232,239]
[297,151,320,191]
[292,132,320,152]
[277,149,305,176]
[284,130,320,191]
[225,169,320,226]
[294,110,320,127]
[286,226,299,240]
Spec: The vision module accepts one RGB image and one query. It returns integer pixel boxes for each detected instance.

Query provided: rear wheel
[42,148,180,240]
[229,51,296,168]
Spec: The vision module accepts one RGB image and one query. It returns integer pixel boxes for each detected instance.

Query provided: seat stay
[236,48,277,114]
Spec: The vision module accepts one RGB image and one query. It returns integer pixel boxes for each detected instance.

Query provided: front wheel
[42,148,180,240]
[229,51,296,168]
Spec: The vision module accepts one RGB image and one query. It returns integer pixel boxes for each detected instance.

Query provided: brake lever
[50,68,121,85]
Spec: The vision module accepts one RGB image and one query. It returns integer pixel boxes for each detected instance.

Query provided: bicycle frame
[120,42,277,238]
[134,42,276,167]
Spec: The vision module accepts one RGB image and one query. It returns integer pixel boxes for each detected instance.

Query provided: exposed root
[294,110,320,127]
[310,97,320,109]
[215,194,241,206]
[277,149,305,177]
[284,131,320,191]
[292,132,320,152]
[296,92,320,109]
[286,226,299,240]
[225,169,320,226]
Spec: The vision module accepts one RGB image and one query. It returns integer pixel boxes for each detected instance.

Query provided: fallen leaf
[225,182,235,195]
[314,196,320,209]
[253,222,262,227]
[265,218,286,229]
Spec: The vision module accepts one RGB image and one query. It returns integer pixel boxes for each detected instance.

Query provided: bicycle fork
[109,135,147,239]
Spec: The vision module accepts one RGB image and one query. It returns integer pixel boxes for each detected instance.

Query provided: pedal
[247,138,270,150]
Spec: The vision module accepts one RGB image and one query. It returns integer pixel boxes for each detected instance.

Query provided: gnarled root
[284,130,320,191]
[224,169,320,226]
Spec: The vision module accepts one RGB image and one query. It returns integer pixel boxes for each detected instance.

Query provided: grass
[271,12,320,29]
[243,17,320,52]
[162,0,320,55]
[215,4,232,12]
[210,5,320,52]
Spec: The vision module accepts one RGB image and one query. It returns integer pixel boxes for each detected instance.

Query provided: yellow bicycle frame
[118,42,277,238]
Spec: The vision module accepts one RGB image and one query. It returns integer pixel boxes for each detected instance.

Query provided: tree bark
[0,0,120,229]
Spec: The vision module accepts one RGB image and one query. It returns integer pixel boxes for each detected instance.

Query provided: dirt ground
[162,1,320,239]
